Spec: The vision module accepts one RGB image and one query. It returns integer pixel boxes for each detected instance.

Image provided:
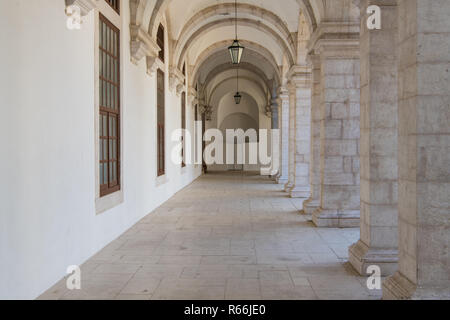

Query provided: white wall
[0,0,201,299]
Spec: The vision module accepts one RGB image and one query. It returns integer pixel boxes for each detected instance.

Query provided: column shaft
[349,0,399,276]
[383,0,450,299]
[284,90,296,192]
[304,55,322,214]
[288,66,312,200]
[276,88,289,184]
[312,40,361,228]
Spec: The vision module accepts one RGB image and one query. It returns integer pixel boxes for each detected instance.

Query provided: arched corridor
[39,172,375,300]
[0,0,449,300]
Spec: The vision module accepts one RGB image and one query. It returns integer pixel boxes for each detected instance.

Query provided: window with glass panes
[195,103,198,163]
[157,69,165,176]
[105,0,120,14]
[157,25,165,62]
[99,14,121,197]
[181,92,186,167]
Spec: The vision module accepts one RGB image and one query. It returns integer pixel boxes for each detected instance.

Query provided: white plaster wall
[0,0,201,300]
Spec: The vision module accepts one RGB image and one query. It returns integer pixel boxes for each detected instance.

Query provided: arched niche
[217,92,260,132]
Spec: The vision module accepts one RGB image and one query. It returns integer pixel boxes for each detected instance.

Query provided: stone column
[284,87,296,192]
[276,88,289,185]
[349,0,399,276]
[304,54,322,214]
[312,39,361,228]
[287,66,312,200]
[270,95,279,178]
[383,0,450,300]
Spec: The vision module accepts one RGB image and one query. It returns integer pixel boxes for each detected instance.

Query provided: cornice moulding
[65,0,98,16]
[130,24,160,66]
[169,67,186,94]
[308,21,360,54]
[287,65,312,88]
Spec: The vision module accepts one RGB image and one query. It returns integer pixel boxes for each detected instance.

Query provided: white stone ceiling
[131,0,360,121]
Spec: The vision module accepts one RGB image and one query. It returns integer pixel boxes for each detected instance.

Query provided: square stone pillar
[269,97,280,178]
[312,39,361,228]
[287,66,313,200]
[276,88,289,185]
[304,54,322,214]
[284,88,296,192]
[349,0,399,276]
[383,0,450,300]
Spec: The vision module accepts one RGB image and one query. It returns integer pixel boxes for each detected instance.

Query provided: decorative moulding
[200,105,213,121]
[130,24,161,70]
[146,56,164,76]
[187,87,198,107]
[169,67,186,95]
[65,0,98,16]
[265,105,273,118]
[287,65,312,89]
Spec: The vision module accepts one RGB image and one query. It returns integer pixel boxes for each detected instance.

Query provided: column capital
[169,67,186,96]
[130,24,161,69]
[312,38,360,59]
[187,87,198,107]
[277,87,289,100]
[308,22,360,59]
[306,53,321,68]
[287,65,312,90]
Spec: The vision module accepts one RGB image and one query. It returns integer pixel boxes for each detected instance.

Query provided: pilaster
[383,0,450,300]
[349,0,399,276]
[276,87,289,185]
[303,54,322,214]
[311,32,361,228]
[287,66,313,200]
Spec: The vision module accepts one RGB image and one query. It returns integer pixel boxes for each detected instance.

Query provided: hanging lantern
[228,0,244,64]
[228,40,244,64]
[234,92,242,105]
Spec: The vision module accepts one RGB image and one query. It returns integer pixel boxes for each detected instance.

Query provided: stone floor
[39,172,381,300]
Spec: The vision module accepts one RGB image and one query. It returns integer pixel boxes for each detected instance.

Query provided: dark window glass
[181,92,186,167]
[99,14,120,197]
[157,69,165,176]
[157,25,165,62]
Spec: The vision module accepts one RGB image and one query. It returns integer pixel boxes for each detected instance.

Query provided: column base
[312,209,360,228]
[276,176,288,185]
[289,186,311,199]
[303,199,320,214]
[348,240,398,276]
[382,272,450,300]
[284,181,294,193]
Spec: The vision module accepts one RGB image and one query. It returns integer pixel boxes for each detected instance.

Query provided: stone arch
[175,3,296,55]
[219,112,259,134]
[296,0,320,30]
[209,77,268,112]
[217,93,260,130]
[191,41,281,88]
[200,63,274,93]
[175,18,296,70]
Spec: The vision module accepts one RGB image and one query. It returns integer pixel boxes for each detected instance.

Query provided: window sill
[156,174,168,187]
[96,190,124,215]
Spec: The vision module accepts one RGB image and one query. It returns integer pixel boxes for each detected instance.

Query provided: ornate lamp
[234,92,242,105]
[234,68,241,105]
[228,0,244,64]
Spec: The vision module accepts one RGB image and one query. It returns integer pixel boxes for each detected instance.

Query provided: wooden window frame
[157,24,165,63]
[194,103,198,164]
[157,69,165,177]
[181,92,186,168]
[104,0,120,15]
[99,13,121,197]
